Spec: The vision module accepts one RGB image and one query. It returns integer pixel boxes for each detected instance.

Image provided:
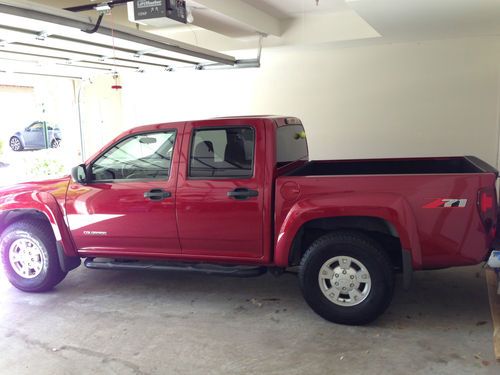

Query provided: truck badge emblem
[83,231,108,236]
[423,199,468,208]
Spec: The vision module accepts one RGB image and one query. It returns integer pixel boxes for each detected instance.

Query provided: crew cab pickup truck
[0,116,498,325]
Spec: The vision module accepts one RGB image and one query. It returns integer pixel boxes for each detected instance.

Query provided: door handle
[227,188,259,200]
[144,189,171,201]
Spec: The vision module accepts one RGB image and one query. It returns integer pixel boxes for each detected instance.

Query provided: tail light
[477,187,497,237]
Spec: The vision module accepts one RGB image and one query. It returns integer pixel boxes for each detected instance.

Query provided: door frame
[175,118,272,264]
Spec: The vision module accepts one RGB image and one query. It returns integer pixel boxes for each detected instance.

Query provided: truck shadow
[1,264,495,371]
[52,264,492,329]
[378,265,491,329]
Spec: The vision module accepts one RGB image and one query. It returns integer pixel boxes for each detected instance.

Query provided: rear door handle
[144,189,171,201]
[227,188,259,200]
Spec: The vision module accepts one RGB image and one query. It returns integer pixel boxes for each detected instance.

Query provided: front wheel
[299,231,394,325]
[0,221,67,292]
[9,136,23,151]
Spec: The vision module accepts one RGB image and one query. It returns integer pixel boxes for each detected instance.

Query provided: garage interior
[1,0,500,373]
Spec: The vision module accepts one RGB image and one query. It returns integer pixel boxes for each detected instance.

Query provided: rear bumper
[487,250,500,295]
[487,250,500,268]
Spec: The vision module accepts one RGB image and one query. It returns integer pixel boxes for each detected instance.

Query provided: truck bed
[288,156,496,176]
[276,155,498,271]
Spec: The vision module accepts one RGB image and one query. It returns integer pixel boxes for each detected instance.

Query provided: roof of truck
[213,115,284,120]
[209,115,302,127]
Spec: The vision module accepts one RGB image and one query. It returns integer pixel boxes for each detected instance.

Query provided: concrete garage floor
[0,265,498,374]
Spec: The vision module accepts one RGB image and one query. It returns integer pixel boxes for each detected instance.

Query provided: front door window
[91,131,176,181]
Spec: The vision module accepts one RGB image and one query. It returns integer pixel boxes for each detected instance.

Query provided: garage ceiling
[0,0,257,79]
[1,0,499,79]
[242,0,349,18]
[348,0,500,42]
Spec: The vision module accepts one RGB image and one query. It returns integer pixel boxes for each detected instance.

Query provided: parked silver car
[9,121,62,151]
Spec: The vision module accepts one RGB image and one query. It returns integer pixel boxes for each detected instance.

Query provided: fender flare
[274,192,422,272]
[0,191,78,257]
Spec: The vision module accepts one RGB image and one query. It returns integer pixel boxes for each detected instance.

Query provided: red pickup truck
[0,116,498,325]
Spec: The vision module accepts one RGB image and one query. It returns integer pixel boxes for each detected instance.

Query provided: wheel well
[0,209,51,235]
[288,216,403,271]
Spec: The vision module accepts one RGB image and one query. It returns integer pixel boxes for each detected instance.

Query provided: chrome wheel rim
[10,138,20,151]
[318,256,371,306]
[51,139,60,148]
[8,238,45,279]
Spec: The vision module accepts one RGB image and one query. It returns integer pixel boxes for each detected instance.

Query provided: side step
[84,258,267,278]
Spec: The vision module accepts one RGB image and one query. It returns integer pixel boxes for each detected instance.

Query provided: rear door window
[189,127,255,178]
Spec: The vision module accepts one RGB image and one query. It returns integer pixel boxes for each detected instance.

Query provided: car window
[29,122,43,131]
[91,131,176,181]
[189,127,254,178]
[276,124,308,166]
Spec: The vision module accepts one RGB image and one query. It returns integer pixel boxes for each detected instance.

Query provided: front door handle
[227,188,259,200]
[144,189,171,201]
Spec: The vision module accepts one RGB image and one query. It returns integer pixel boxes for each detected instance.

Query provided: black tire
[0,220,67,292]
[50,139,61,148]
[299,231,394,325]
[9,136,23,151]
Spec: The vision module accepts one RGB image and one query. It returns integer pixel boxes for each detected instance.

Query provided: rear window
[276,125,308,166]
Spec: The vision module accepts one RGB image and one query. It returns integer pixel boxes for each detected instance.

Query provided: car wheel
[299,231,394,325]
[51,139,61,148]
[0,220,67,292]
[9,136,23,151]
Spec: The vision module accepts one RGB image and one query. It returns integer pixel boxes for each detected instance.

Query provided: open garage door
[0,75,79,186]
[0,0,257,79]
[0,0,261,186]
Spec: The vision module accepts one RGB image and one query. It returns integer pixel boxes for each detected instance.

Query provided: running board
[84,258,267,278]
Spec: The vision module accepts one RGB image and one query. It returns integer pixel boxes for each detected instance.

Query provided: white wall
[110,36,500,166]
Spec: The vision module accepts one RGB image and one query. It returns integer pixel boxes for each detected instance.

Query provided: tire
[50,139,61,148]
[0,220,67,292]
[9,136,23,151]
[299,231,394,325]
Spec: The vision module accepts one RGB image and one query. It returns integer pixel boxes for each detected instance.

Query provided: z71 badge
[423,199,468,208]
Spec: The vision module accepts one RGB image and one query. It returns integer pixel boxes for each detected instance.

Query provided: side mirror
[71,164,88,184]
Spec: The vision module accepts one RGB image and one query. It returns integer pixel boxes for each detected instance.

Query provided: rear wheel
[299,231,394,325]
[50,139,61,148]
[9,136,23,151]
[0,221,67,292]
